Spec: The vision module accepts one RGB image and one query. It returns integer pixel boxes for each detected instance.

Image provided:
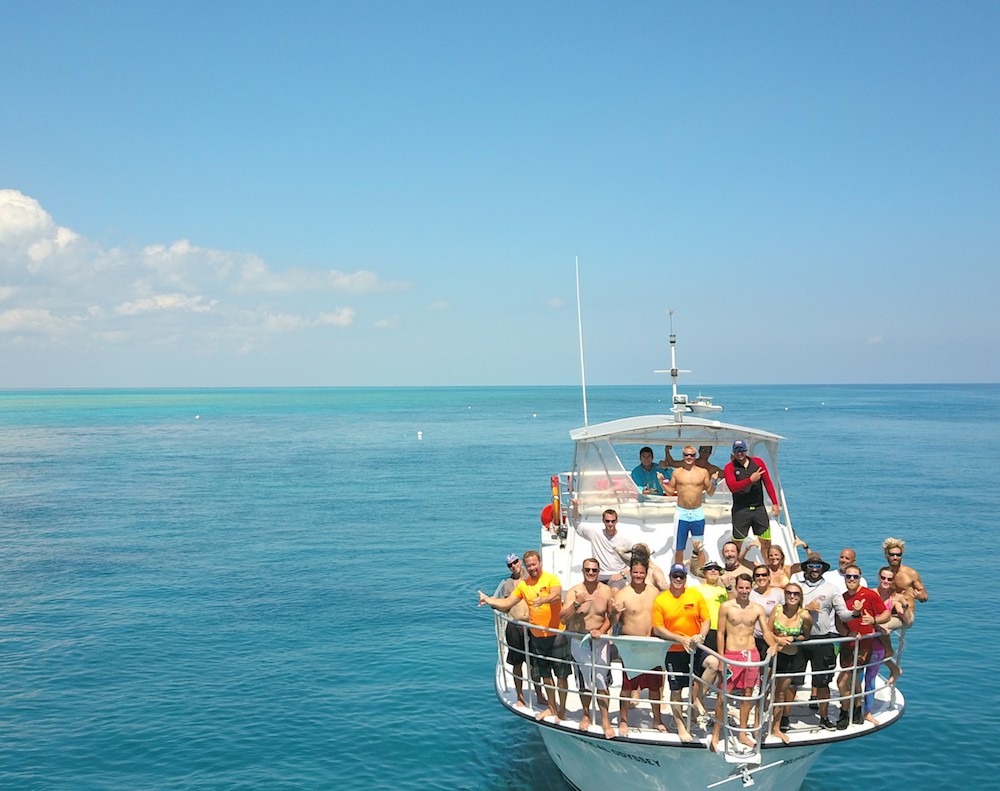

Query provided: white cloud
[427,299,450,312]
[866,334,884,346]
[0,190,405,354]
[374,316,398,329]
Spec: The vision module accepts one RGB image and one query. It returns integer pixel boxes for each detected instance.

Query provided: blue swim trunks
[675,506,706,551]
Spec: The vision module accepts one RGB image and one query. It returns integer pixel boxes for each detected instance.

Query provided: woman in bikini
[768,582,813,743]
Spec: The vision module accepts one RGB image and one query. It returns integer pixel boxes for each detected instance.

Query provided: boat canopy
[567,414,786,511]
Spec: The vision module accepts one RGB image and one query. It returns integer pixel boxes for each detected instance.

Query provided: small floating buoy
[532,413,537,418]
[195,415,200,420]
[417,431,423,440]
[784,407,789,411]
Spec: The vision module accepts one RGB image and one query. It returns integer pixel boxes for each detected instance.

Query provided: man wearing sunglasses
[882,537,929,621]
[724,439,780,561]
[494,553,532,707]
[561,559,615,738]
[793,552,857,729]
[663,445,717,566]
[823,547,868,592]
[575,509,631,589]
[652,564,717,742]
[836,565,890,729]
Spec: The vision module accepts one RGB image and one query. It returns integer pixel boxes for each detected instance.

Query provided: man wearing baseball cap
[724,439,781,561]
[652,564,716,741]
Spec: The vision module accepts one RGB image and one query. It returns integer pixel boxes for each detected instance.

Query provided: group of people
[631,440,782,567]
[477,535,927,748]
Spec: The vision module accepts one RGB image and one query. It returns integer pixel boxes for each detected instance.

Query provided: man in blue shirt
[631,446,670,495]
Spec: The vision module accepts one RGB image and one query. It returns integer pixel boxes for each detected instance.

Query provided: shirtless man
[883,538,928,619]
[609,558,664,736]
[561,558,614,738]
[696,445,723,478]
[719,540,755,594]
[664,445,717,565]
[711,574,774,752]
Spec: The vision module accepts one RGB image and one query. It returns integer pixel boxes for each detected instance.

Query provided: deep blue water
[0,385,996,789]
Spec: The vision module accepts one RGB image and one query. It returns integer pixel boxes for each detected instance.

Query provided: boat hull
[538,726,825,791]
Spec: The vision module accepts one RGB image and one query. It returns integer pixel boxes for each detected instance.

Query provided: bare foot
[656,721,667,733]
[514,699,528,709]
[709,735,719,753]
[603,724,615,739]
[579,715,591,732]
[676,723,693,743]
[535,707,555,721]
[738,734,756,750]
[618,720,629,737]
[865,713,879,725]
[770,729,789,744]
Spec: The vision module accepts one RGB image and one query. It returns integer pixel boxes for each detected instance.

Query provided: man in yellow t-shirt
[651,564,714,741]
[479,550,569,721]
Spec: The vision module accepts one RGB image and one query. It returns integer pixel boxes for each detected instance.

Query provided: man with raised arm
[610,557,665,736]
[561,558,614,738]
[575,509,631,588]
[479,550,569,721]
[711,573,775,752]
[652,564,717,742]
[724,439,781,561]
[663,445,718,566]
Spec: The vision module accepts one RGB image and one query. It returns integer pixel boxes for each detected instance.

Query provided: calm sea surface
[1,385,996,790]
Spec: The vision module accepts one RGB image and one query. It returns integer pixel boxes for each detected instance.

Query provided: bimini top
[569,414,785,445]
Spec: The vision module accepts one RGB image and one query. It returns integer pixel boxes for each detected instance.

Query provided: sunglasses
[844,574,861,580]
[887,552,902,557]
[734,448,747,454]
[683,452,697,458]
[603,519,618,524]
[806,563,824,570]
[754,572,770,578]
[879,575,895,581]
[784,591,801,596]
[507,561,520,568]
[670,574,686,580]
[583,567,600,573]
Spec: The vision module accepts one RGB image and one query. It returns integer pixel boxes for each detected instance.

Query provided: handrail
[491,612,904,755]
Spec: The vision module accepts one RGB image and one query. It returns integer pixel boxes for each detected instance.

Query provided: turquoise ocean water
[1,384,997,790]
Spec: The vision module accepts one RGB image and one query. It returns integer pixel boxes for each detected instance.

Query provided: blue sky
[2,2,998,387]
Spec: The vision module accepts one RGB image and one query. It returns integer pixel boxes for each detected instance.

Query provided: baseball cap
[505,553,520,565]
[732,439,748,452]
[669,563,687,578]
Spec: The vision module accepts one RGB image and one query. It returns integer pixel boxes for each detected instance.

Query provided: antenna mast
[575,256,589,428]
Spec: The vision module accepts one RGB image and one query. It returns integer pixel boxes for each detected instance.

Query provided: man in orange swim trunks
[711,573,775,752]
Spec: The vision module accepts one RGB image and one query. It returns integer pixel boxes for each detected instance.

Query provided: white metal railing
[491,612,905,761]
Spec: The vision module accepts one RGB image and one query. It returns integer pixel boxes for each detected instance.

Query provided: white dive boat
[688,394,724,414]
[485,339,905,791]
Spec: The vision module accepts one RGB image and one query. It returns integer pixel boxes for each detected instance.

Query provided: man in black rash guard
[724,439,781,561]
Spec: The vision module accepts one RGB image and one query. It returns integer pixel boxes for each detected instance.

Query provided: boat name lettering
[590,742,660,767]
